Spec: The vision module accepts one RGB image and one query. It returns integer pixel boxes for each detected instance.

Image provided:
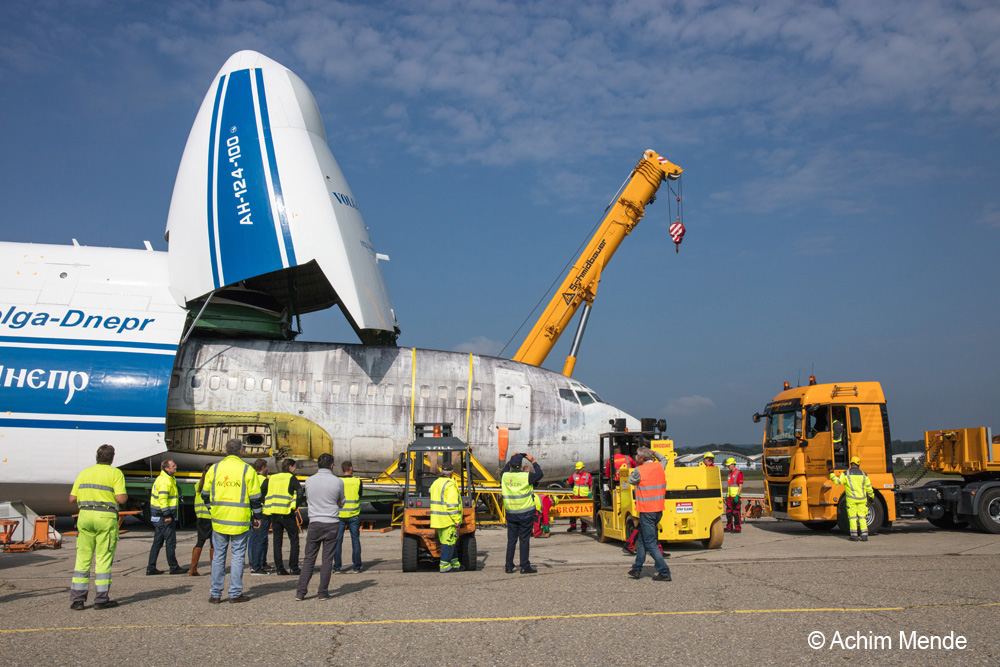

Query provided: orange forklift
[398,423,478,571]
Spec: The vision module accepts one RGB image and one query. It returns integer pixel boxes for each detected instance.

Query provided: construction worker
[566,462,592,533]
[146,459,186,575]
[605,445,636,481]
[334,459,363,574]
[429,461,463,572]
[265,458,302,576]
[830,456,875,541]
[626,446,671,581]
[832,418,846,461]
[69,444,127,610]
[725,457,743,533]
[700,452,716,467]
[203,439,263,604]
[502,452,543,574]
[249,458,272,575]
[190,463,213,577]
[533,492,553,538]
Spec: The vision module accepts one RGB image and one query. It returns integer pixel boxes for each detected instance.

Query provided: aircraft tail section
[165,50,398,344]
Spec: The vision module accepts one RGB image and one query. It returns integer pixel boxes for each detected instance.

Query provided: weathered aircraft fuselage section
[165,339,636,480]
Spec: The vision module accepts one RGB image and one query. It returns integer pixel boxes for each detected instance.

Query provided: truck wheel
[459,535,478,571]
[836,498,884,535]
[402,535,418,572]
[975,488,1000,534]
[702,517,724,549]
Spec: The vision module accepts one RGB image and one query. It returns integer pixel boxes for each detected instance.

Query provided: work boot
[860,535,869,542]
[146,567,164,576]
[70,601,85,611]
[190,547,202,576]
[94,600,119,610]
[849,536,859,542]
[567,526,576,533]
[169,566,188,575]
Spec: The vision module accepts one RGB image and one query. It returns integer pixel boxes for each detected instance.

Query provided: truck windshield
[766,411,799,445]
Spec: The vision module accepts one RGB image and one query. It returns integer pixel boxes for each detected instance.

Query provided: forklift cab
[399,423,476,509]
[596,418,665,509]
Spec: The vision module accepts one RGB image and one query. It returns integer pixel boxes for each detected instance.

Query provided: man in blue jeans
[626,447,672,581]
[333,460,363,573]
[249,458,272,575]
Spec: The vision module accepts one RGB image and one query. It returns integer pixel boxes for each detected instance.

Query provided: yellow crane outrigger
[512,150,683,377]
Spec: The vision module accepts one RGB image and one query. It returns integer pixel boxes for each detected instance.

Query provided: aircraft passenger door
[494,369,531,438]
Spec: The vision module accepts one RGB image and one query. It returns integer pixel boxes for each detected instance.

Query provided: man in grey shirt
[295,453,345,600]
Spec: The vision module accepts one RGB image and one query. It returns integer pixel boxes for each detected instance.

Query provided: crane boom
[512,150,683,376]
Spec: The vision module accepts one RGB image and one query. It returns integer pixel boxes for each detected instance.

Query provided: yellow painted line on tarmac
[3,601,999,635]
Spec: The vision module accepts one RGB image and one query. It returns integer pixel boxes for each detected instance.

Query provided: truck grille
[764,455,791,477]
[769,482,789,514]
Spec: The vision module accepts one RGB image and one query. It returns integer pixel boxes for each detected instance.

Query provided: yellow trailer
[593,418,724,548]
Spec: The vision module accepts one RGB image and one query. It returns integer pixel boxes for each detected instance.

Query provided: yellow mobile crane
[512,150,684,376]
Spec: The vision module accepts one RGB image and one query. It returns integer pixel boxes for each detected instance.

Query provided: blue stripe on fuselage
[254,67,296,268]
[0,346,174,419]
[207,74,226,290]
[213,68,285,286]
[0,419,164,432]
[0,335,176,351]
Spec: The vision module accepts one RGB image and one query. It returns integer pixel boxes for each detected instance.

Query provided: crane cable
[498,172,633,358]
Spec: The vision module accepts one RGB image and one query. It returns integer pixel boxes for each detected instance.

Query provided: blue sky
[1,0,998,447]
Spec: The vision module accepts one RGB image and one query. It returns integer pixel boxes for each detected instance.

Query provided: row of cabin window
[172,374,483,402]
[558,388,606,406]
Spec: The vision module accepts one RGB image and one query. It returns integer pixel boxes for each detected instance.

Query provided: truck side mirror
[794,427,802,440]
[397,453,407,472]
[752,412,761,423]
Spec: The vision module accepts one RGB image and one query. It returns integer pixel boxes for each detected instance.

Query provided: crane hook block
[669,221,685,253]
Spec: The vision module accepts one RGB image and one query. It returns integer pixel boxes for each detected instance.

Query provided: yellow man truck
[593,418,724,548]
[753,377,1000,534]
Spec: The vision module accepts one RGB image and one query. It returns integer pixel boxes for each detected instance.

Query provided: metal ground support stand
[742,494,766,520]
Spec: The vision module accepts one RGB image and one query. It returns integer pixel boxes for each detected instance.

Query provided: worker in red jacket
[565,462,592,533]
[725,458,744,533]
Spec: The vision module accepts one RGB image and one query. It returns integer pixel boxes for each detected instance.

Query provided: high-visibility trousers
[71,512,119,604]
[847,500,869,535]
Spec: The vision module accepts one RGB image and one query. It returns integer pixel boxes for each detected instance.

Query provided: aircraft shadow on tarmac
[119,583,194,604]
[0,584,66,605]
[749,519,963,535]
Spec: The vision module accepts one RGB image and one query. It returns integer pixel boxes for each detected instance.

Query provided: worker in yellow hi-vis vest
[334,460,364,574]
[830,456,875,542]
[430,461,463,572]
[69,444,127,610]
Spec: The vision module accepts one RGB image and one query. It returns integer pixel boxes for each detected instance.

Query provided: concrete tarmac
[1,516,998,666]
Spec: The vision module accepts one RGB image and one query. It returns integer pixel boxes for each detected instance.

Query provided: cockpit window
[575,391,595,406]
[559,388,578,403]
[590,392,605,403]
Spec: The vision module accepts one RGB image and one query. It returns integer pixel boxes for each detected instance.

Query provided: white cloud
[453,336,504,356]
[663,394,716,417]
[979,203,1000,229]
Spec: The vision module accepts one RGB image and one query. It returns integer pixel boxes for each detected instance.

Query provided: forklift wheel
[459,535,478,571]
[596,515,611,543]
[402,535,419,572]
[702,517,724,549]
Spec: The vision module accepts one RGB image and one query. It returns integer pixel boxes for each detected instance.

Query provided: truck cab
[755,379,896,533]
